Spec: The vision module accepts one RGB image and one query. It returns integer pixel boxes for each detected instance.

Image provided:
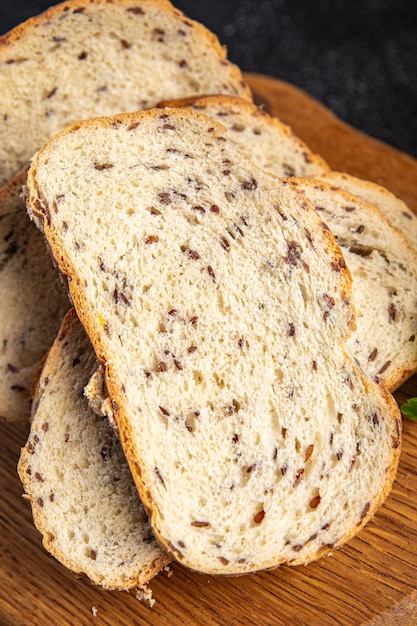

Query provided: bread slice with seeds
[286,177,417,391]
[156,98,417,389]
[0,0,251,184]
[320,171,417,252]
[0,169,70,421]
[26,107,401,575]
[0,0,250,420]
[18,308,170,597]
[157,94,329,178]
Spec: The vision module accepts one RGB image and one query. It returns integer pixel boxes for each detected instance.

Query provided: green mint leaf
[400,397,417,420]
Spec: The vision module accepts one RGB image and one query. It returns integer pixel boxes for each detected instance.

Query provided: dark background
[1,0,416,158]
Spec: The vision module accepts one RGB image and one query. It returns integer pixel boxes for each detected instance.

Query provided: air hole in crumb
[193,370,203,384]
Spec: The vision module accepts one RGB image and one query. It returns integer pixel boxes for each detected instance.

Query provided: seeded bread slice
[26,107,401,575]
[0,0,251,184]
[157,94,329,178]
[0,169,70,421]
[155,98,417,389]
[320,171,417,252]
[18,308,170,596]
[286,177,417,391]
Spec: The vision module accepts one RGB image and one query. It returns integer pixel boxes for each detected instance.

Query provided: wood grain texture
[1,74,416,626]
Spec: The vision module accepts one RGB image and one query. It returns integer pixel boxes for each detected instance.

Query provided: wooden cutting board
[1,73,417,626]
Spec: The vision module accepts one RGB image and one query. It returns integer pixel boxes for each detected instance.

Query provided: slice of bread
[0,169,70,421]
[157,94,330,178]
[0,0,251,184]
[155,98,417,389]
[320,171,417,252]
[0,0,251,419]
[26,107,401,575]
[286,177,417,391]
[18,308,170,596]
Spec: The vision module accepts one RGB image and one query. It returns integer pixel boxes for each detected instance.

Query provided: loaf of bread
[0,0,251,184]
[320,171,417,252]
[18,308,170,597]
[0,169,70,421]
[286,177,417,391]
[158,94,330,177]
[26,107,401,575]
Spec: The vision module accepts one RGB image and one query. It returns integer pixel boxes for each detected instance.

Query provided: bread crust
[26,107,401,575]
[286,176,417,391]
[0,0,251,183]
[18,308,170,591]
[158,94,330,177]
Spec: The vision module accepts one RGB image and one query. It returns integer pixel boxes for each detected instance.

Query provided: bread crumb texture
[0,0,250,183]
[159,98,417,391]
[18,309,169,590]
[158,94,329,178]
[26,108,401,575]
[0,169,70,421]
[286,177,417,391]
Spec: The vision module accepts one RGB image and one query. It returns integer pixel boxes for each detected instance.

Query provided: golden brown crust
[26,107,401,575]
[158,94,330,175]
[18,307,170,590]
[286,176,417,392]
[0,0,252,101]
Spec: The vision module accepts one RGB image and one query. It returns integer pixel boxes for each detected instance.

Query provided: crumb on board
[163,564,173,578]
[136,586,155,608]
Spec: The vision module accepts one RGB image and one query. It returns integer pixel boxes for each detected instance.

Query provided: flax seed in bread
[286,177,417,391]
[0,169,70,421]
[18,309,169,596]
[158,94,329,178]
[26,107,401,575]
[0,0,251,184]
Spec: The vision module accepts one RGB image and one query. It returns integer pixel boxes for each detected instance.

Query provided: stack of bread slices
[1,0,414,605]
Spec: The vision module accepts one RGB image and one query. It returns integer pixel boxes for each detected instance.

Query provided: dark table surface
[1,0,416,159]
